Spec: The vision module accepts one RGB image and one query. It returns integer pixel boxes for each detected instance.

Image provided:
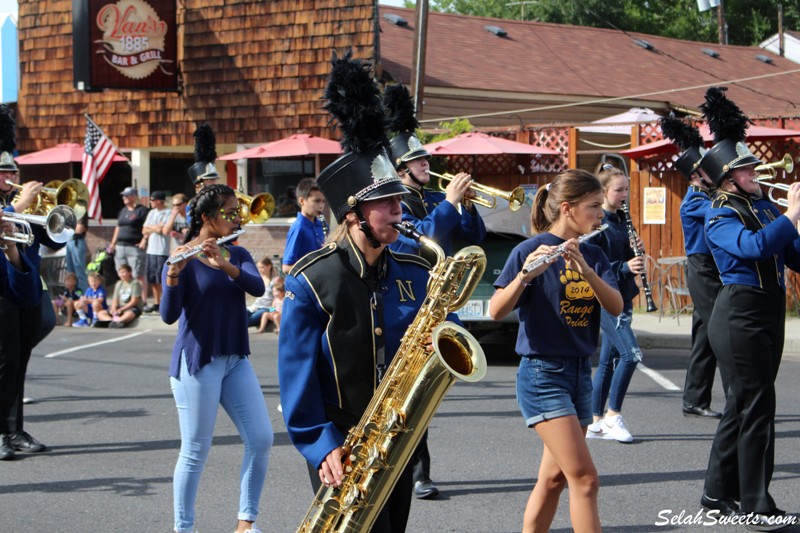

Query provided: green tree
[405,0,800,46]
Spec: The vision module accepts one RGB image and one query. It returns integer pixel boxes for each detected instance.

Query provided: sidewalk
[633,310,800,355]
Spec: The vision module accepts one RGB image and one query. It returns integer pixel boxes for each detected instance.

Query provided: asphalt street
[1,314,799,533]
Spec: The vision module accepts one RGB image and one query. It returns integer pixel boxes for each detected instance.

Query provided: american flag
[81,118,117,220]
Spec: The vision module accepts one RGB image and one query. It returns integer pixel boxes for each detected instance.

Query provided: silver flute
[521,224,608,275]
[166,228,245,265]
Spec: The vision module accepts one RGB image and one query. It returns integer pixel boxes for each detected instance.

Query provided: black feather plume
[322,50,389,154]
[0,104,16,155]
[193,123,217,163]
[660,115,704,152]
[700,87,751,144]
[383,83,419,135]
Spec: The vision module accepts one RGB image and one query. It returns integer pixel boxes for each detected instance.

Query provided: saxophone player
[278,52,449,532]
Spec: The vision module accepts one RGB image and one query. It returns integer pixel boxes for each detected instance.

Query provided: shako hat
[316,51,406,222]
[383,83,430,167]
[0,104,18,172]
[699,87,761,186]
[660,114,706,180]
[187,123,220,184]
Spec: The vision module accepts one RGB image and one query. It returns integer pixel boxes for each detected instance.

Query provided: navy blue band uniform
[702,189,800,514]
[680,184,727,412]
[278,232,435,471]
[390,186,486,264]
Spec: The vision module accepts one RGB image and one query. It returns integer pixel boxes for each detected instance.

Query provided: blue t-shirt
[283,214,326,267]
[494,232,618,359]
[85,286,109,310]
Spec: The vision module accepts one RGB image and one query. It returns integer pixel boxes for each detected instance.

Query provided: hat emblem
[735,142,751,158]
[407,135,424,152]
[370,152,398,183]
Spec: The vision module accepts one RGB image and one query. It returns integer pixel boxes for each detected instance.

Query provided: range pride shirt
[494,232,618,359]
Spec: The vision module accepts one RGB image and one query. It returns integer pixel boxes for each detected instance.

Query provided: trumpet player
[0,212,41,307]
[383,83,486,499]
[698,87,800,529]
[0,104,64,461]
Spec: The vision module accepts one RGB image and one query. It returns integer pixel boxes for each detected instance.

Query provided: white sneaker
[602,414,634,443]
[241,527,262,533]
[586,421,611,439]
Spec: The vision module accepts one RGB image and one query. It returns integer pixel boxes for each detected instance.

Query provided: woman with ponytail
[490,170,622,533]
[160,184,273,533]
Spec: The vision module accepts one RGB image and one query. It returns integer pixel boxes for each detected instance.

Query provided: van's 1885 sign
[73,0,177,91]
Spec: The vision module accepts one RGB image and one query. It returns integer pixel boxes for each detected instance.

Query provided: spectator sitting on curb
[73,272,109,327]
[93,264,143,328]
[52,272,85,327]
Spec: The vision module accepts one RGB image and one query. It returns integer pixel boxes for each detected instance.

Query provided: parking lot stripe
[636,362,681,391]
[43,329,153,358]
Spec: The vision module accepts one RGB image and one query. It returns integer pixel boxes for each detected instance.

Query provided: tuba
[296,221,487,533]
[235,190,275,224]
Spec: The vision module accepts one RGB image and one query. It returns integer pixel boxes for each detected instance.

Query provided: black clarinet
[621,201,657,312]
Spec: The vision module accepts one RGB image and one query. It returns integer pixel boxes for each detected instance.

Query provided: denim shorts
[516,356,593,428]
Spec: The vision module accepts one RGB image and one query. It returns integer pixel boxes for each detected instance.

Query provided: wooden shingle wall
[15,0,376,152]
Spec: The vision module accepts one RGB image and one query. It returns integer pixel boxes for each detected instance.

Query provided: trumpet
[4,179,89,219]
[757,181,792,208]
[235,190,275,224]
[0,205,78,246]
[429,171,526,212]
[755,154,795,181]
[166,228,245,265]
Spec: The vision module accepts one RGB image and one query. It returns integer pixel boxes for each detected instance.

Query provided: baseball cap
[120,186,137,196]
[150,191,166,200]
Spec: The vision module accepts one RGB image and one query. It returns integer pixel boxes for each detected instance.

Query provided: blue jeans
[591,306,642,416]
[170,353,273,532]
[66,238,88,293]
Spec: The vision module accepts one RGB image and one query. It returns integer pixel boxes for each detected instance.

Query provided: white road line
[44,329,153,358]
[637,362,682,391]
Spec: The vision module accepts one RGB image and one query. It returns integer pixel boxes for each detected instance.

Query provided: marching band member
[0,105,63,460]
[160,184,272,533]
[490,170,621,533]
[0,212,41,307]
[660,115,726,419]
[699,87,800,530]
[383,82,486,499]
[278,52,440,533]
[586,165,645,443]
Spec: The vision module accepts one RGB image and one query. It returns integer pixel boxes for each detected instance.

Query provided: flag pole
[83,113,132,165]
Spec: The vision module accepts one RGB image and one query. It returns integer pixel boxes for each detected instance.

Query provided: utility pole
[717,0,726,45]
[410,0,429,117]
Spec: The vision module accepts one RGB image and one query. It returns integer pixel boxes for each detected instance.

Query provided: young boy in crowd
[93,264,143,329]
[52,272,84,327]
[73,272,108,327]
[281,178,327,274]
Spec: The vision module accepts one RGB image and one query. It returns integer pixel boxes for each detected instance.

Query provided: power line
[418,68,800,124]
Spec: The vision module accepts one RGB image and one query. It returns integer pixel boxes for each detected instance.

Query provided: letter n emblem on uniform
[395,280,416,302]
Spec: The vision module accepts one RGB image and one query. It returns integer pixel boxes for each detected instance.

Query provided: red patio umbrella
[15,143,128,164]
[424,132,560,155]
[621,124,800,159]
[219,134,342,160]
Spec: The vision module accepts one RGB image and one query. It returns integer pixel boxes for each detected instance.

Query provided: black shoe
[142,304,159,313]
[701,494,739,516]
[414,480,440,499]
[0,434,15,460]
[10,431,47,453]
[684,405,722,419]
[745,509,796,531]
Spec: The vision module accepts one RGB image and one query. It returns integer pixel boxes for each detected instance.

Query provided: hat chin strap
[727,176,749,197]
[402,165,426,189]
[354,206,382,249]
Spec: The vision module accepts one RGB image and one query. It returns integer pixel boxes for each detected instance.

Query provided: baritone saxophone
[296,221,488,533]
